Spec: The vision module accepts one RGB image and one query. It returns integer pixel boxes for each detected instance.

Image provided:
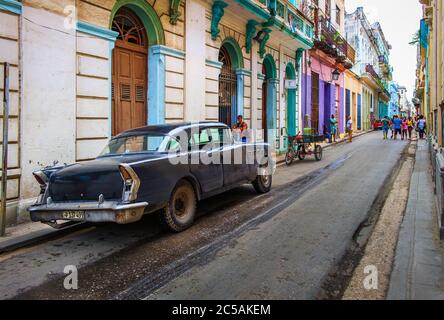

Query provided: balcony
[253,0,315,39]
[313,18,356,68]
[365,64,390,98]
[379,55,392,80]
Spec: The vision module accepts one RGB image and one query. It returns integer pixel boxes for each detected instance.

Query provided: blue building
[388,82,400,118]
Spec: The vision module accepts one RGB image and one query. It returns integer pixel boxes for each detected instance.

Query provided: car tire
[252,172,272,194]
[162,180,197,232]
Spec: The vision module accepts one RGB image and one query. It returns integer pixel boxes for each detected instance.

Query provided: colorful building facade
[301,0,355,136]
[345,6,392,129]
[0,0,315,226]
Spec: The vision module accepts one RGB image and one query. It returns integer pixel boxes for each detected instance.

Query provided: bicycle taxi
[285,128,324,166]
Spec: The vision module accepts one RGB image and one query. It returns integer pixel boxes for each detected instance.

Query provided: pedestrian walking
[407,116,414,140]
[382,116,390,140]
[401,117,408,140]
[346,116,353,143]
[393,115,402,140]
[417,115,427,140]
[330,114,338,143]
[390,116,395,139]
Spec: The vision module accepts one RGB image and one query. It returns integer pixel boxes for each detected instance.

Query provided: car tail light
[33,171,48,187]
[119,164,141,203]
[33,171,48,204]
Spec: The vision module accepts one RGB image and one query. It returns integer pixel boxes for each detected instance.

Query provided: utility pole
[1,63,10,237]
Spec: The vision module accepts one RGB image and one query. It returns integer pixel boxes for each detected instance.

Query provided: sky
[345,0,422,99]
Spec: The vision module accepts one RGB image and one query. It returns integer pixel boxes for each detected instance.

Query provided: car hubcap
[174,192,188,217]
[262,175,270,187]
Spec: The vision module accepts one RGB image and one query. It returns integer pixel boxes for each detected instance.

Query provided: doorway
[311,72,319,132]
[111,7,148,136]
[218,45,237,127]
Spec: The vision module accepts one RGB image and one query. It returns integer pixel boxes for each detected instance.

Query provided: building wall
[301,52,345,134]
[344,70,362,131]
[0,2,21,225]
[429,0,444,145]
[0,0,312,226]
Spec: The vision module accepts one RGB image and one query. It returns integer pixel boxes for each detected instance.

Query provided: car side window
[166,137,181,152]
[208,128,222,147]
[222,128,234,146]
[189,129,211,150]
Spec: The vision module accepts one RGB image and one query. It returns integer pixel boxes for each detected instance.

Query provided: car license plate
[62,210,85,220]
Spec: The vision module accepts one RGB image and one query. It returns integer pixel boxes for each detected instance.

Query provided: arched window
[112,8,147,46]
[218,46,237,127]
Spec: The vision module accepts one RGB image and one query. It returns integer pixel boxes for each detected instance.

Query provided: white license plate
[62,210,85,220]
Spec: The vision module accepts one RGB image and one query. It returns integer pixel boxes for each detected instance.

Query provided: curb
[0,222,89,254]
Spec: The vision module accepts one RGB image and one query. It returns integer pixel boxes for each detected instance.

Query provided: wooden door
[111,8,148,136]
[112,42,147,136]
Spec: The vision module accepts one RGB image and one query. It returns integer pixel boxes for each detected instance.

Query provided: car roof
[114,122,229,138]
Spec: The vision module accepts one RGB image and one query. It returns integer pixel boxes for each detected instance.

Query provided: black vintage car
[28,122,275,232]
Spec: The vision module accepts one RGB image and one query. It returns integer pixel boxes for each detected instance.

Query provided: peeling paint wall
[1,0,311,226]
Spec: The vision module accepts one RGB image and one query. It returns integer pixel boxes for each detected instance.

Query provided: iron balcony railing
[254,0,315,38]
[365,64,390,96]
[315,18,356,64]
[257,0,314,20]
[365,64,381,81]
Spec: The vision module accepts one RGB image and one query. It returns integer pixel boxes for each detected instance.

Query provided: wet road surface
[0,132,407,299]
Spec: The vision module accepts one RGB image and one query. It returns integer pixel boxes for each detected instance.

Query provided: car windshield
[98,134,169,157]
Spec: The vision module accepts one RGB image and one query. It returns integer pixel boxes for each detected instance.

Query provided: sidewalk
[387,139,444,300]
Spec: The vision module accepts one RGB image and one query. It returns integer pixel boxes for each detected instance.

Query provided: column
[267,78,279,149]
[148,45,166,125]
[185,0,206,121]
[250,41,259,131]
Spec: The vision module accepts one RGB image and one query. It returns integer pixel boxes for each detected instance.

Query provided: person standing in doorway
[233,115,248,142]
[330,114,338,143]
[347,116,353,143]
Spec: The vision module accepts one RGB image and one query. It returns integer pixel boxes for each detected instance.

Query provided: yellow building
[418,0,444,145]
[344,69,363,131]
[0,0,314,227]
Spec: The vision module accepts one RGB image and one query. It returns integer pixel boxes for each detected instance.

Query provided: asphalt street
[0,131,408,299]
[145,132,408,299]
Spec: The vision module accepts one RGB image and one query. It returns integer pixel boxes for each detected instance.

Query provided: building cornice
[76,21,118,42]
[0,0,22,15]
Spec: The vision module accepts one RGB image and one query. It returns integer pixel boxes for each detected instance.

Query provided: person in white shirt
[346,116,353,143]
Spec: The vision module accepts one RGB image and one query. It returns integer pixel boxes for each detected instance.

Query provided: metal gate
[311,72,319,132]
[218,46,237,127]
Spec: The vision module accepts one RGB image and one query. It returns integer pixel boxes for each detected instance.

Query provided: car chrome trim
[28,201,149,225]
[119,163,141,203]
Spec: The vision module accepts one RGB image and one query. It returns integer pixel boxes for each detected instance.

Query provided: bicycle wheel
[285,149,295,166]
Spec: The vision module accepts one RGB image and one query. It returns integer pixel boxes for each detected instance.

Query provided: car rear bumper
[28,201,149,225]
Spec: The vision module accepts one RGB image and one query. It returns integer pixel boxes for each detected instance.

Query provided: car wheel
[252,171,272,194]
[162,180,197,232]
